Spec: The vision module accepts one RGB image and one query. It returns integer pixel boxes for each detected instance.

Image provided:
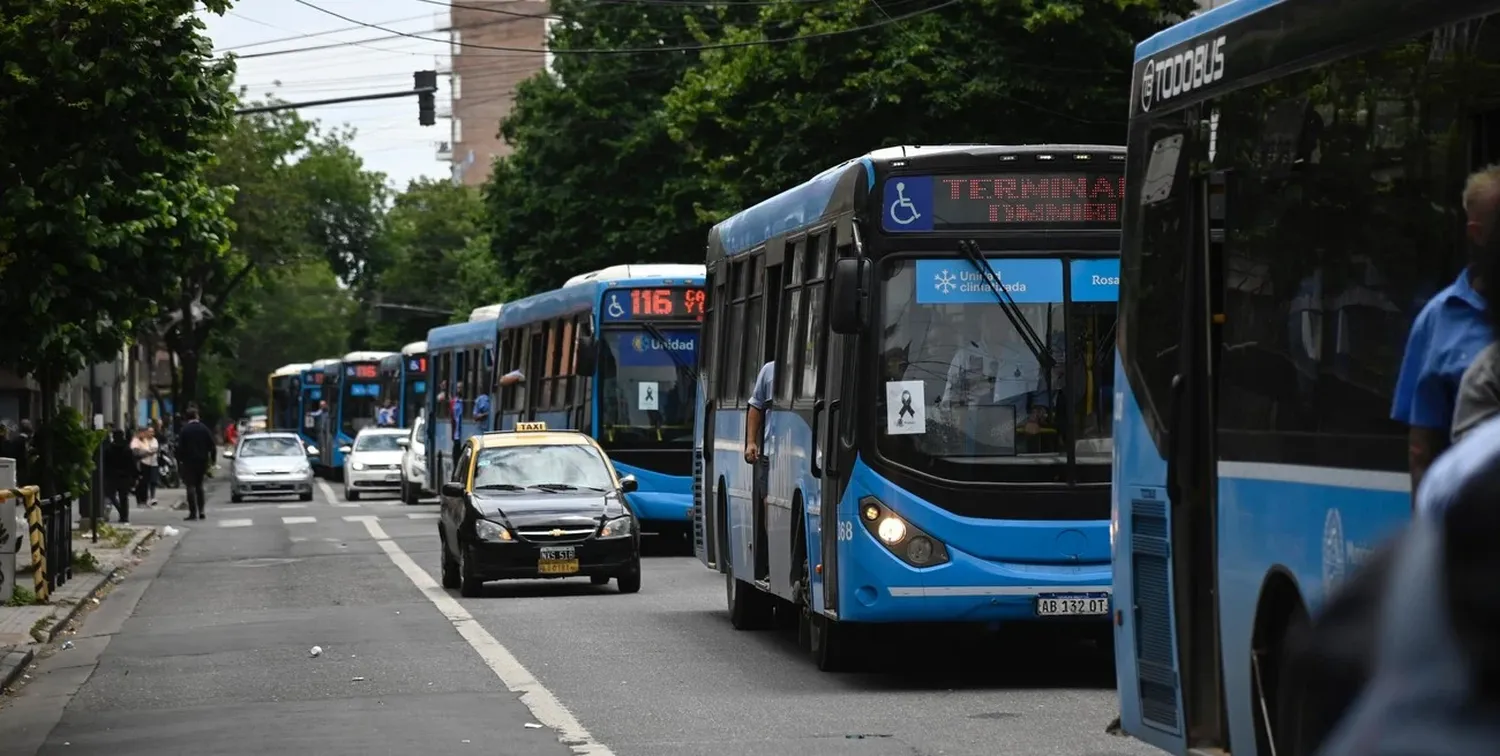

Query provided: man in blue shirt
[1392,167,1497,490]
[745,361,774,507]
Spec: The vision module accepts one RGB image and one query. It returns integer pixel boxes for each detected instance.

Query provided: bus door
[814,227,858,618]
[698,268,728,567]
[1140,115,1229,752]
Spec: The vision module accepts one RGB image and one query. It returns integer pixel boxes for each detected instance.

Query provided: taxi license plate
[1036,592,1110,617]
[538,546,578,575]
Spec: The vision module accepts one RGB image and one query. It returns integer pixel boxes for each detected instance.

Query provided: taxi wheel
[617,569,641,594]
[458,545,484,598]
[231,492,243,503]
[440,534,461,590]
[299,491,313,502]
[345,488,361,501]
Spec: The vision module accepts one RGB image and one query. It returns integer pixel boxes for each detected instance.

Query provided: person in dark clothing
[174,408,217,521]
[102,429,137,523]
[4,419,33,486]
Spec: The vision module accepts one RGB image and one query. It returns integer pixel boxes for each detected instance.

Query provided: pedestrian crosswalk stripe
[342,515,378,523]
[282,516,317,525]
[277,503,307,509]
[332,503,361,508]
[220,519,254,528]
[406,512,439,519]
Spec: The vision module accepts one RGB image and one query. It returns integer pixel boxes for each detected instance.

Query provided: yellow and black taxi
[437,422,642,597]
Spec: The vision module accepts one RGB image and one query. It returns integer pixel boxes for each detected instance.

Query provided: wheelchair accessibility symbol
[606,294,626,319]
[881,176,932,232]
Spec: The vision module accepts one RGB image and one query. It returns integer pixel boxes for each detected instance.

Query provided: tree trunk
[38,369,56,496]
[168,349,181,428]
[180,343,201,420]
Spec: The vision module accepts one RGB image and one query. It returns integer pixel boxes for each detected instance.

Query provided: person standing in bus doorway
[1392,165,1498,491]
[745,361,775,507]
[472,385,491,430]
[450,382,465,465]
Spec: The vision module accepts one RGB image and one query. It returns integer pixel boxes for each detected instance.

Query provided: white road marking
[281,516,317,525]
[406,512,439,519]
[357,519,611,756]
[219,519,254,528]
[277,503,307,510]
[342,515,379,523]
[316,480,339,502]
[332,503,362,508]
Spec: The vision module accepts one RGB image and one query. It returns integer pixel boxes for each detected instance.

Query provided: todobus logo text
[1140,35,1227,113]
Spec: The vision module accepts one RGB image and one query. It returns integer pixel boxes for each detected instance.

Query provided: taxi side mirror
[619,474,638,494]
[441,482,465,498]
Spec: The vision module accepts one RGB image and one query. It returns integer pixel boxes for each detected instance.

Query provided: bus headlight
[858,497,948,568]
[474,519,513,542]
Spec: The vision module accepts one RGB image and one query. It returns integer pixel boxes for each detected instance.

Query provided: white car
[399,412,428,505]
[341,427,408,500]
[226,432,316,503]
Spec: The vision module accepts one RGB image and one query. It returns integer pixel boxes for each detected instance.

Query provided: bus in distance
[378,340,429,427]
[494,263,705,545]
[318,350,397,472]
[1109,2,1493,753]
[424,306,503,489]
[694,144,1125,670]
[268,363,310,432]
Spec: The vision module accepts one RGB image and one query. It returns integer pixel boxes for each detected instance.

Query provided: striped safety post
[21,488,47,602]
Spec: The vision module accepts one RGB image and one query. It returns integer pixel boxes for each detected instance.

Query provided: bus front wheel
[807,612,853,672]
[726,571,773,630]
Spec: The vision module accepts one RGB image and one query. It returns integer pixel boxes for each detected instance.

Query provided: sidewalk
[0,523,157,693]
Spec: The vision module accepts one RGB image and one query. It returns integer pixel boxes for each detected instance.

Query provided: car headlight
[351,461,366,471]
[598,515,634,539]
[858,497,950,568]
[474,519,512,542]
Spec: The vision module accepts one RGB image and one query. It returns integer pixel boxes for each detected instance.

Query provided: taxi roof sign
[514,421,548,432]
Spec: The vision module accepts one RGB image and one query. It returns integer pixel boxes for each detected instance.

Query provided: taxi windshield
[238,437,304,458]
[472,444,614,491]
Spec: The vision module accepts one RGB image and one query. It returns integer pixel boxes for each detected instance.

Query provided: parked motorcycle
[157,443,180,488]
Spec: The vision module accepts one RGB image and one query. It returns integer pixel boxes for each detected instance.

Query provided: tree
[664,0,1193,218]
[363,178,500,349]
[483,0,753,293]
[0,0,236,489]
[164,110,386,412]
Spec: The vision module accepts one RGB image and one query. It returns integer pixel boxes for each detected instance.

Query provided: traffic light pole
[235,71,439,124]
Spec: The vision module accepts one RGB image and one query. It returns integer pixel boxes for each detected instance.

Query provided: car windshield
[596,327,698,449]
[876,256,1116,484]
[238,437,304,458]
[472,444,614,491]
[355,434,403,452]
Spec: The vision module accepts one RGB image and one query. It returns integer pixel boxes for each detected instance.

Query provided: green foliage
[73,549,100,573]
[33,405,105,500]
[364,179,500,347]
[6,585,37,607]
[0,0,237,387]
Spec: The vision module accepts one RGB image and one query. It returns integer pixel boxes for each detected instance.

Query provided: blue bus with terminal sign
[695,144,1125,670]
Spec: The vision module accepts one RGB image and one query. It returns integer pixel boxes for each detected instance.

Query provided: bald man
[1393,166,1499,492]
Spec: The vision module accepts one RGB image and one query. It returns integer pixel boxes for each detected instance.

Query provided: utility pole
[236,71,440,125]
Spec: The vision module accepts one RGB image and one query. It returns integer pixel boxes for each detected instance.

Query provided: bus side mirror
[829,257,871,335]
[307,445,320,457]
[575,333,598,375]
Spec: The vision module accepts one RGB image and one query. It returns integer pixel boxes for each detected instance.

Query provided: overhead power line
[289,0,960,55]
[216,12,436,52]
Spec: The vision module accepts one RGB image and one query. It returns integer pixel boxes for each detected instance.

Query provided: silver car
[225,432,316,503]
[399,412,429,505]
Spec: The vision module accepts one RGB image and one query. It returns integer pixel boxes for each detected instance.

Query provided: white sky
[200,0,456,192]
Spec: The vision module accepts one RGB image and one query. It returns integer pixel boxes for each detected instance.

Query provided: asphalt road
[0,475,1153,756]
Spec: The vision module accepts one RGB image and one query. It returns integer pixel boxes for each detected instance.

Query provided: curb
[0,647,34,692]
[38,526,158,644]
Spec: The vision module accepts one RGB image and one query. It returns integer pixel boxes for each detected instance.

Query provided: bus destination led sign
[602,287,706,322]
[881,172,1126,232]
[407,357,427,374]
[346,363,379,379]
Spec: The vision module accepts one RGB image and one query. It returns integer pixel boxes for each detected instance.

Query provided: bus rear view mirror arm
[829,256,871,335]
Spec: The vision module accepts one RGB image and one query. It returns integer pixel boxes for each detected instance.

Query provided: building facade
[443,0,551,187]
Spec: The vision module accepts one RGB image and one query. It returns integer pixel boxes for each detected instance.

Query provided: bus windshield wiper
[957,239,1054,370]
[637,321,699,382]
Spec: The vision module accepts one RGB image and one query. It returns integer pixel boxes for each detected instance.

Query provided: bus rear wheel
[725,571,773,629]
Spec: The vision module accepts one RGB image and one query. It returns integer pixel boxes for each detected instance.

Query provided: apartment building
[441,0,552,187]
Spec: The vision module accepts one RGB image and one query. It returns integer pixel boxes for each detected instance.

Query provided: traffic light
[415,70,437,126]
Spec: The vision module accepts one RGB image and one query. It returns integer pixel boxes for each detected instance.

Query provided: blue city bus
[378,340,429,427]
[694,145,1126,670]
[267,363,309,432]
[424,306,503,490]
[318,350,397,473]
[302,359,336,452]
[1109,2,1490,753]
[495,264,706,543]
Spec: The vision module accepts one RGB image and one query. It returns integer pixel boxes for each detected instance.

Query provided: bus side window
[436,352,451,420]
[800,232,829,401]
[726,257,749,403]
[557,317,575,411]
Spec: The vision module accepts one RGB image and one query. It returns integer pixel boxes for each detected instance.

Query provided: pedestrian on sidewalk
[131,428,159,507]
[102,429,136,523]
[174,408,217,521]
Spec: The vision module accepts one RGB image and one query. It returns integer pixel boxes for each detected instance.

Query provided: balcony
[436,141,453,161]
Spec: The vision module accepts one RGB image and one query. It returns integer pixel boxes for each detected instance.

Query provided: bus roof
[401,340,427,355]
[468,303,504,321]
[343,350,395,363]
[427,317,498,350]
[310,358,340,368]
[563,264,705,288]
[708,143,1126,258]
[498,271,706,328]
[271,363,310,377]
[1134,0,1278,60]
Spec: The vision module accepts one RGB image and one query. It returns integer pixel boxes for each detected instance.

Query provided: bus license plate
[1036,593,1109,616]
[538,546,578,575]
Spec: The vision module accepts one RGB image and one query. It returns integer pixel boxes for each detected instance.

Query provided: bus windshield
[342,382,381,437]
[597,327,697,448]
[875,256,1115,483]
